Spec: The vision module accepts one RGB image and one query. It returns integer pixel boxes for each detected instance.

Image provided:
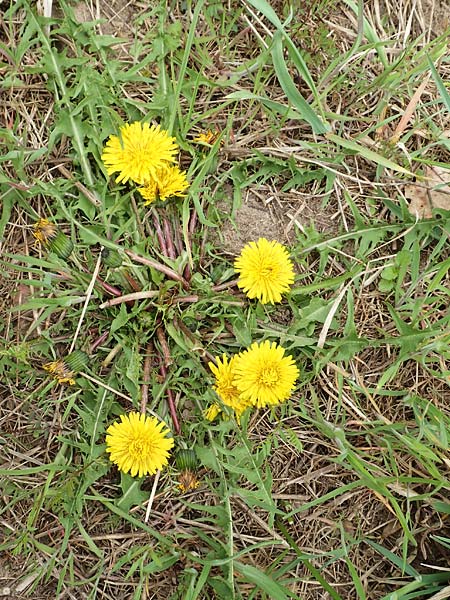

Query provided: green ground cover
[1,0,450,598]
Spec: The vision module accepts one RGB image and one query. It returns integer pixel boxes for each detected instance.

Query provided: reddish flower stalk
[96,276,122,297]
[90,330,109,352]
[151,209,168,256]
[140,341,154,414]
[122,272,141,292]
[182,208,197,282]
[95,275,137,307]
[173,316,216,363]
[189,208,198,235]
[155,326,180,434]
[162,214,177,259]
[183,263,192,281]
[173,295,198,304]
[212,278,239,292]
[172,212,184,257]
[156,326,172,368]
[159,361,181,435]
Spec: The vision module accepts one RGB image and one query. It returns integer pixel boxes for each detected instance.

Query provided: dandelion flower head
[106,412,174,478]
[193,129,221,145]
[101,121,179,185]
[204,403,221,422]
[233,340,299,408]
[33,218,57,245]
[208,354,252,420]
[43,351,87,386]
[139,164,189,205]
[43,359,76,385]
[234,238,295,304]
[178,470,200,493]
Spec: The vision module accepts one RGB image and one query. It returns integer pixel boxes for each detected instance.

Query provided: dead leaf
[405,166,450,218]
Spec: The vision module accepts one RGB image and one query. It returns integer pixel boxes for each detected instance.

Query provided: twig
[144,470,160,523]
[212,278,239,292]
[391,76,430,143]
[99,290,159,309]
[69,250,103,354]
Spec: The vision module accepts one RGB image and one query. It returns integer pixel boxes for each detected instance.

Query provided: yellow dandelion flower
[208,354,252,419]
[139,164,189,205]
[175,450,200,492]
[43,360,76,385]
[178,470,200,493]
[43,350,88,385]
[33,218,73,260]
[204,403,221,421]
[33,218,57,245]
[193,129,221,145]
[101,121,179,185]
[234,238,295,304]
[233,341,299,408]
[106,412,174,478]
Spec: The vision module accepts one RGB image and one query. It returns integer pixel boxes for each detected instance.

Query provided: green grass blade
[365,540,418,577]
[226,91,303,120]
[167,0,206,134]
[271,32,328,134]
[187,563,212,600]
[327,133,414,175]
[345,558,366,600]
[235,561,299,600]
[341,0,388,67]
[276,519,343,600]
[245,0,284,29]
[428,55,450,113]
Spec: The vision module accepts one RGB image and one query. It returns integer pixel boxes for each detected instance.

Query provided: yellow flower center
[258,366,280,387]
[259,264,276,278]
[218,383,237,402]
[131,149,152,166]
[129,438,151,459]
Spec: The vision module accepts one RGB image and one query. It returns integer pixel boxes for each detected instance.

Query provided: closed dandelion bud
[48,230,74,260]
[33,218,73,260]
[65,350,89,373]
[175,449,198,472]
[43,350,88,386]
[176,449,200,493]
[102,248,122,268]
